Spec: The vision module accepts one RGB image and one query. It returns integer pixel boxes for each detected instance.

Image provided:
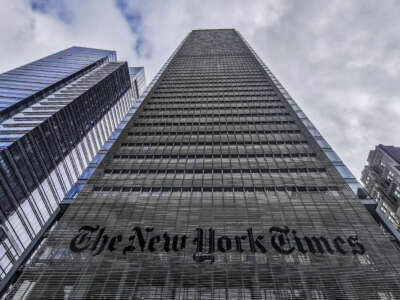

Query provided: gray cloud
[0,0,399,179]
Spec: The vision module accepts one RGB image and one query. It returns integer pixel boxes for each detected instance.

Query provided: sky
[0,0,399,180]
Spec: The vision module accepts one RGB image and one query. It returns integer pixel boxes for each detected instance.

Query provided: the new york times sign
[70,225,365,262]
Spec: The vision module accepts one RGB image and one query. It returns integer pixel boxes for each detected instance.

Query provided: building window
[284,254,295,264]
[386,171,394,185]
[375,191,382,202]
[378,291,396,300]
[394,186,400,199]
[298,253,311,265]
[311,290,327,300]
[11,281,36,299]
[357,254,373,265]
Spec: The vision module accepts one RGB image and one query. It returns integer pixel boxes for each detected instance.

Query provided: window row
[92,185,340,193]
[160,75,266,83]
[120,140,307,147]
[143,105,285,111]
[152,89,273,95]
[132,121,296,127]
[113,152,316,160]
[138,112,290,119]
[103,167,326,175]
[147,99,281,105]
[150,92,275,99]
[162,73,263,79]
[157,82,269,89]
[128,130,301,136]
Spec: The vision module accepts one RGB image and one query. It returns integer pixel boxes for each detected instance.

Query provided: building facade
[362,145,400,237]
[129,67,147,97]
[0,47,143,292]
[62,67,146,207]
[6,30,400,299]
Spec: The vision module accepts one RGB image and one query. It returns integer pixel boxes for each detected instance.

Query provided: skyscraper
[0,47,144,292]
[7,30,400,299]
[362,144,400,239]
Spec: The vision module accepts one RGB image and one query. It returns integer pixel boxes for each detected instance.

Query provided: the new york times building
[7,29,400,299]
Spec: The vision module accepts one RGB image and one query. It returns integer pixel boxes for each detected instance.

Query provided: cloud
[0,0,139,72]
[1,0,399,180]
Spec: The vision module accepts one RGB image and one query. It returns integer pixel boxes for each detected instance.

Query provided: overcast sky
[1,0,399,180]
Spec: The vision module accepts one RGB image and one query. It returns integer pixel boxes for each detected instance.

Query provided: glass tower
[7,30,400,299]
[61,67,146,207]
[0,47,144,292]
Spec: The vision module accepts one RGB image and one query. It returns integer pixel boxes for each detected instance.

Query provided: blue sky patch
[30,0,74,23]
[115,0,151,58]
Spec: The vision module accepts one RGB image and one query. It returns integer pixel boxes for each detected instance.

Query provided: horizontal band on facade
[138,113,290,118]
[152,89,275,95]
[104,168,327,175]
[160,77,267,82]
[120,140,307,147]
[160,74,264,79]
[157,84,271,89]
[143,105,286,111]
[113,153,317,159]
[127,130,301,136]
[133,121,295,126]
[147,99,281,104]
[91,185,341,193]
[150,93,275,99]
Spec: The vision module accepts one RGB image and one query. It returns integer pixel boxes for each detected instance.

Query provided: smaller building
[129,67,146,97]
[362,145,400,233]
